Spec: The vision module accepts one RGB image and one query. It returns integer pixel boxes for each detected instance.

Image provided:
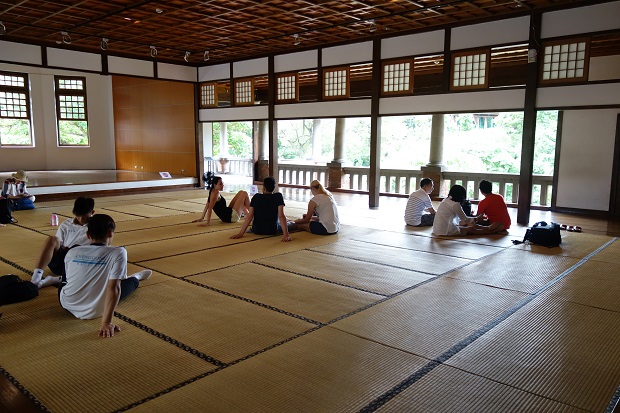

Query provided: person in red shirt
[475,180,511,232]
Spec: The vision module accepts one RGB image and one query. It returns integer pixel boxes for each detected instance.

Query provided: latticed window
[277,73,299,103]
[451,50,489,90]
[0,71,32,146]
[235,78,254,106]
[541,39,589,83]
[323,66,349,99]
[55,76,89,146]
[382,59,412,95]
[200,82,218,108]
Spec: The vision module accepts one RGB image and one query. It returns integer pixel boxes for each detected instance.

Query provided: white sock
[37,276,62,288]
[131,270,152,282]
[31,269,44,285]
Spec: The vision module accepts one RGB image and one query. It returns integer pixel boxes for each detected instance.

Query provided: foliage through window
[55,76,89,146]
[0,71,32,146]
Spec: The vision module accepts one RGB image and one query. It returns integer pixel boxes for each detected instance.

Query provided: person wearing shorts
[295,180,340,235]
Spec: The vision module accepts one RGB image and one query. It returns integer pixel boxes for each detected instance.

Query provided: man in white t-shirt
[404,178,436,227]
[31,197,95,289]
[60,214,151,338]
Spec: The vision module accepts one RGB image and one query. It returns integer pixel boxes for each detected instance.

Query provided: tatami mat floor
[1,188,619,413]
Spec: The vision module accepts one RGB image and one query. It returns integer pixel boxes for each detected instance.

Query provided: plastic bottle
[51,213,59,226]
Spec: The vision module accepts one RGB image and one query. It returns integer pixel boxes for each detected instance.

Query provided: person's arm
[455,202,474,226]
[194,190,218,225]
[230,207,254,239]
[278,205,292,242]
[425,196,436,214]
[99,279,121,338]
[294,200,317,225]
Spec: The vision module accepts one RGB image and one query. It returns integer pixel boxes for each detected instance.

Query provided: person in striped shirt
[404,178,436,227]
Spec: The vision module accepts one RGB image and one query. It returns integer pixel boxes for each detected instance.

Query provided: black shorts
[48,246,71,276]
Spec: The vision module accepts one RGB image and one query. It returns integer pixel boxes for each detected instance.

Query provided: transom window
[382,59,412,95]
[0,71,32,146]
[541,38,589,83]
[451,49,489,90]
[200,82,218,108]
[323,66,349,99]
[235,78,254,106]
[277,73,299,103]
[55,76,89,146]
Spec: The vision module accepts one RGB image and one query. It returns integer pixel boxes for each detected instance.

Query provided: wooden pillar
[369,39,382,208]
[517,12,542,225]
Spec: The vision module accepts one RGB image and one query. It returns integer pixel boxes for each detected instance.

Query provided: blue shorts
[310,221,334,235]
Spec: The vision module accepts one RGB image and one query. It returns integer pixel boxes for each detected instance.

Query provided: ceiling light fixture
[0,21,6,35]
[100,38,109,50]
[184,51,191,62]
[150,45,157,58]
[203,50,210,61]
[293,33,301,46]
[368,19,377,33]
[61,31,71,44]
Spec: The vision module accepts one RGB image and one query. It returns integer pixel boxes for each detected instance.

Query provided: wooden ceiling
[0,0,608,65]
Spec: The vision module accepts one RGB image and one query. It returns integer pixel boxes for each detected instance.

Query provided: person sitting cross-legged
[230,177,295,242]
[59,214,152,338]
[404,177,436,227]
[474,179,511,233]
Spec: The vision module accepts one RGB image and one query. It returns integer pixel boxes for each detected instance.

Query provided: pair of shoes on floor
[567,225,582,232]
[131,270,152,281]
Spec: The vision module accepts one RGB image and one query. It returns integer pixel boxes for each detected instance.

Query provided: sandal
[567,226,575,232]
[573,226,582,233]
[560,224,568,230]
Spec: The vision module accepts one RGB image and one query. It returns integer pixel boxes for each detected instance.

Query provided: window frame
[200,81,219,108]
[0,70,33,147]
[539,37,590,85]
[54,75,89,147]
[276,72,300,103]
[450,48,490,91]
[234,77,255,106]
[323,66,350,100]
[381,58,413,96]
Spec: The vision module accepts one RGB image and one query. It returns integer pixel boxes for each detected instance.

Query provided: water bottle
[50,213,59,226]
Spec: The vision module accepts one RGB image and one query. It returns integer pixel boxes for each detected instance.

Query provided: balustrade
[276,162,553,206]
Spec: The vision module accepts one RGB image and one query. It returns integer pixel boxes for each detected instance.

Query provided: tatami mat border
[0,366,51,413]
[255,261,392,297]
[359,236,619,412]
[353,236,509,261]
[0,255,31,275]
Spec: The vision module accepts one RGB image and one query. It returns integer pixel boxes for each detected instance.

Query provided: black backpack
[0,198,17,224]
[0,275,38,305]
[513,221,562,247]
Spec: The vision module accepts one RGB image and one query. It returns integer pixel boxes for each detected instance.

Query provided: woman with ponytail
[294,180,340,235]
[193,174,250,226]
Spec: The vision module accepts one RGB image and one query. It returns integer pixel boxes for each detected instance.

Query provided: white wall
[556,109,620,211]
[0,63,116,171]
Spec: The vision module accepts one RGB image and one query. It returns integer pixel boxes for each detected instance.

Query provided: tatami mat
[589,237,620,264]
[354,231,506,260]
[331,277,529,360]
[125,327,429,413]
[376,364,588,413]
[447,248,580,294]
[188,262,383,323]
[256,249,434,296]
[310,239,472,275]
[446,297,620,413]
[511,231,614,258]
[139,231,345,276]
[539,259,620,312]
[3,190,619,413]
[116,278,315,363]
[0,308,216,413]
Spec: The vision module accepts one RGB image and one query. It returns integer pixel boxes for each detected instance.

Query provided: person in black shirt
[230,177,295,242]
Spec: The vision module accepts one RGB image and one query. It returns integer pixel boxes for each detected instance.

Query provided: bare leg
[35,236,61,270]
[229,190,250,216]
